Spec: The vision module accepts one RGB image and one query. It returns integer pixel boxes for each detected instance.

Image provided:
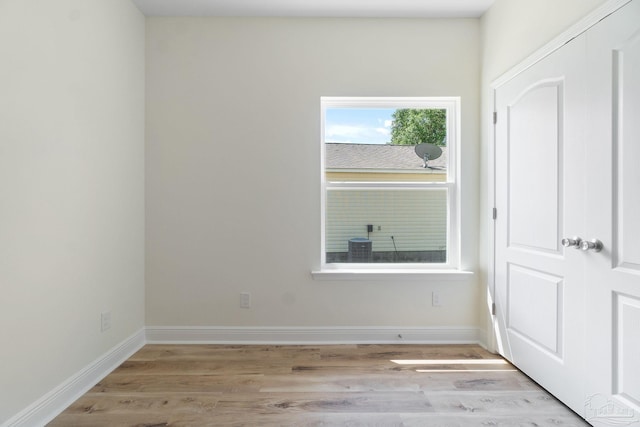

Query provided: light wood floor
[48,344,589,426]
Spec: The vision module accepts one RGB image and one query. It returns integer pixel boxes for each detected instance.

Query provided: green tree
[390,109,446,146]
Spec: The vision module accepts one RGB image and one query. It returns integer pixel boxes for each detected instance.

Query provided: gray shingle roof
[325,143,447,170]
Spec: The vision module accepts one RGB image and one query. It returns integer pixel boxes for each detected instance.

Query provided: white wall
[478,0,609,345]
[0,0,145,423]
[146,18,481,328]
[481,0,609,82]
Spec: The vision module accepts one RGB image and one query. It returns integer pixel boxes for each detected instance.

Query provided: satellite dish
[414,143,442,168]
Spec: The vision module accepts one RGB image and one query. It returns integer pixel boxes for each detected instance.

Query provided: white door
[494,0,640,421]
[494,34,588,415]
[583,1,640,425]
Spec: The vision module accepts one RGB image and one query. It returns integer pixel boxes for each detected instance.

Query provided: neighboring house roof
[325,143,447,170]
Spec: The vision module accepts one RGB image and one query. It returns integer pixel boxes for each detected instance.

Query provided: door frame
[486,0,633,353]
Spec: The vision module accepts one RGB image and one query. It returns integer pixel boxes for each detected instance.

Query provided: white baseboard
[3,329,145,427]
[145,326,481,345]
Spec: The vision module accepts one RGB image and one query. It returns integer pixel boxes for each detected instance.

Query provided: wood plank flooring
[48,344,589,426]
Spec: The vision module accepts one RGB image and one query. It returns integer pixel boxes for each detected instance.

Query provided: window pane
[325,108,447,182]
[325,188,447,263]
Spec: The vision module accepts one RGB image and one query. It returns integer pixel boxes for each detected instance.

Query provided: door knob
[561,237,582,248]
[580,239,603,252]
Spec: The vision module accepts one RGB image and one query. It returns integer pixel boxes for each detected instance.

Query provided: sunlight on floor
[390,359,509,365]
[390,358,516,373]
[415,369,518,372]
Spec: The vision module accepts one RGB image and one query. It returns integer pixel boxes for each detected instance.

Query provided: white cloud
[325,124,389,144]
[325,124,364,139]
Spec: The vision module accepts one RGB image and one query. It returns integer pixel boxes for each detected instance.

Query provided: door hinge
[493,111,497,125]
[491,302,496,316]
[492,208,497,220]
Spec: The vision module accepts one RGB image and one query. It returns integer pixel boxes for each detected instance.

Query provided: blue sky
[325,108,395,144]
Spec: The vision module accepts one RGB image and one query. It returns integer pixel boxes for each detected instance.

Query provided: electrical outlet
[432,291,442,307]
[377,226,382,231]
[101,311,111,332]
[240,292,251,309]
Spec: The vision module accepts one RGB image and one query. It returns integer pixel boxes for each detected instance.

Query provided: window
[319,97,461,273]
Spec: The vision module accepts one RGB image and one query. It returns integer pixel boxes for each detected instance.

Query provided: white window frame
[314,96,466,280]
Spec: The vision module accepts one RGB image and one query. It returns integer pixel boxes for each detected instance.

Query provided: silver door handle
[580,239,603,252]
[561,237,582,248]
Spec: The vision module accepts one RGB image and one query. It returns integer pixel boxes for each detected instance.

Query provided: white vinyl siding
[325,188,447,253]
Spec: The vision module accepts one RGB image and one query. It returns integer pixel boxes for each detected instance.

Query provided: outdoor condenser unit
[348,238,372,262]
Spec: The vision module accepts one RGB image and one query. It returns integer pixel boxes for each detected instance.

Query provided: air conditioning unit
[348,238,372,262]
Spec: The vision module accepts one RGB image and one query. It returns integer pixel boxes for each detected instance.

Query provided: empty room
[1,0,638,425]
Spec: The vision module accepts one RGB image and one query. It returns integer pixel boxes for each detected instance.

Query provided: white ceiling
[132,0,495,18]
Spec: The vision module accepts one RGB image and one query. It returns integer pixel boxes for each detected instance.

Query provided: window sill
[311,269,474,281]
